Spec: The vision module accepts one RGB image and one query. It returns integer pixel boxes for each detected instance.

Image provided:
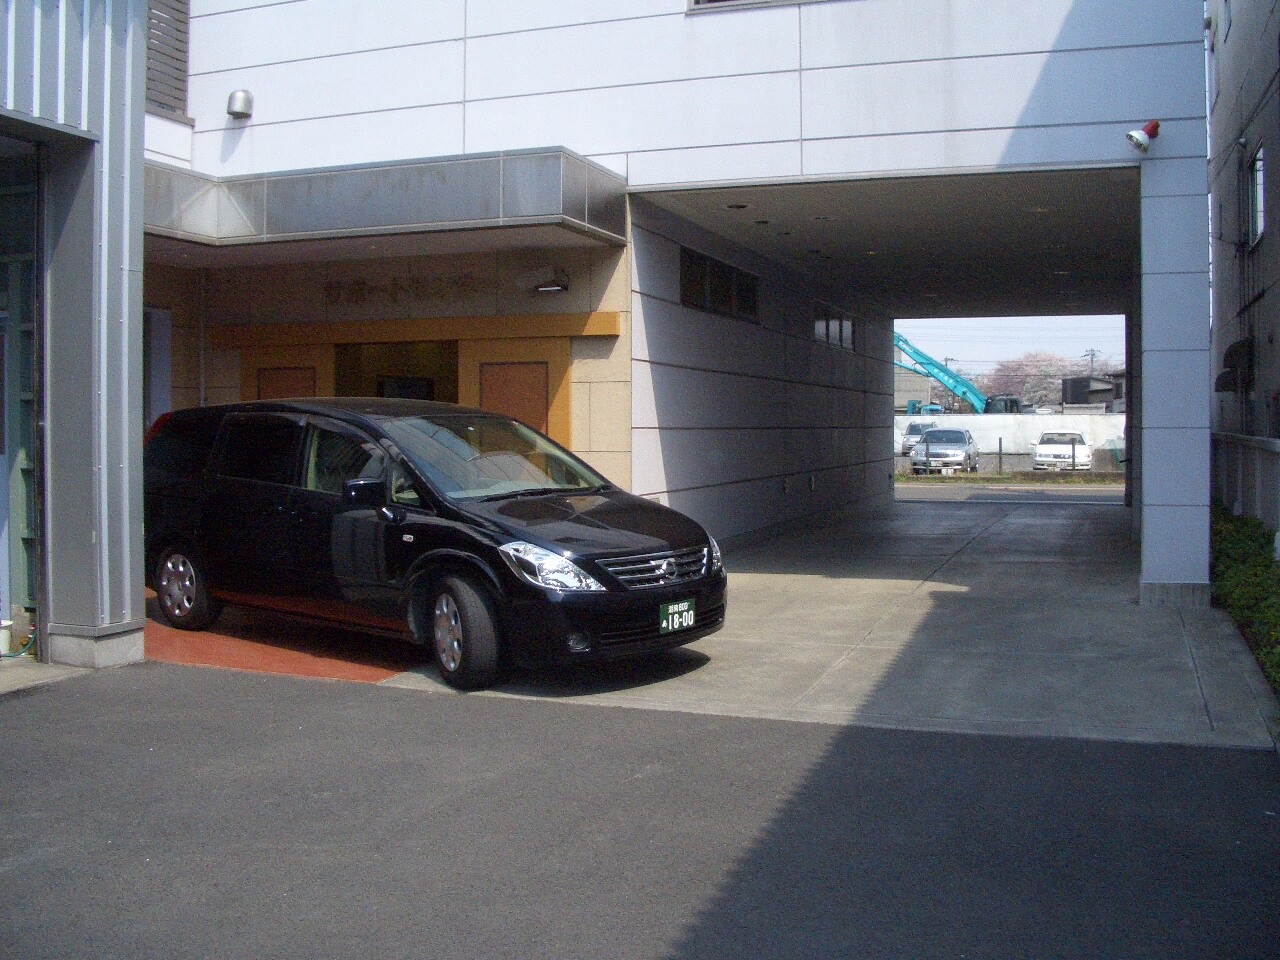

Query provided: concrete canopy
[635,167,1141,320]
[143,147,628,268]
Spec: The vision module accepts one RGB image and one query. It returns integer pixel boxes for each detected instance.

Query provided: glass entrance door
[0,139,39,653]
[2,263,36,622]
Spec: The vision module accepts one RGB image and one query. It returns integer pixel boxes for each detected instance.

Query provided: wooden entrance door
[479,362,548,432]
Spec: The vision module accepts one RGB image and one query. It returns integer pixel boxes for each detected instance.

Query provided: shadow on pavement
[657,726,1280,959]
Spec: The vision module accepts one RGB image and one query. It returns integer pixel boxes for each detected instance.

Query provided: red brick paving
[144,597,425,683]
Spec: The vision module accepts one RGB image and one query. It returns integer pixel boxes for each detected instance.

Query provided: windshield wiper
[476,487,567,502]
[476,484,610,502]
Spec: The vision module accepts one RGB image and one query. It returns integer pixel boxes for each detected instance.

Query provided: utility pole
[1082,348,1100,377]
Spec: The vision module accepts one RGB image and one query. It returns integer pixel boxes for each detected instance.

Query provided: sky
[893,315,1126,376]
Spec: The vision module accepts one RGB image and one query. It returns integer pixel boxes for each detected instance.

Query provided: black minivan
[144,398,727,689]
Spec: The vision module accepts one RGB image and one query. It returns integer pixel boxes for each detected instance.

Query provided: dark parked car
[144,398,727,690]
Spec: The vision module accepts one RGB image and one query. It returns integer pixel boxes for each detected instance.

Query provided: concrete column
[41,2,148,666]
[1137,149,1212,606]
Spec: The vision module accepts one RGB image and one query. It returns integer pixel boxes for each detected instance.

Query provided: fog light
[566,633,590,653]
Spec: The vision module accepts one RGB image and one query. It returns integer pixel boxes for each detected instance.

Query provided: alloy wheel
[159,553,197,621]
[434,592,463,673]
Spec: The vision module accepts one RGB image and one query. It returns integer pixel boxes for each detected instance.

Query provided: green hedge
[1212,505,1280,692]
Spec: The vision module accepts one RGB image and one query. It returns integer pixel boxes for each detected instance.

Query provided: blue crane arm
[893,332,989,412]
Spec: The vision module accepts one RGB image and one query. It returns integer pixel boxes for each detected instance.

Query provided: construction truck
[895,333,1024,414]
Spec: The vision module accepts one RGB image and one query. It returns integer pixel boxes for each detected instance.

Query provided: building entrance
[0,140,38,655]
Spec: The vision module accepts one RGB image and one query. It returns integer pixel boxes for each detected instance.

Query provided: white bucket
[0,620,12,655]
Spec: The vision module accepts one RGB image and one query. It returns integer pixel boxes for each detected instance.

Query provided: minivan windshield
[383,413,608,502]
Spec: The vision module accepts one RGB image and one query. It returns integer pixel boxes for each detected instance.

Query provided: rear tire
[154,547,221,630]
[431,576,499,691]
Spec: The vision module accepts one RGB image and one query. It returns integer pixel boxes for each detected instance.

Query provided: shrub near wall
[1212,506,1280,692]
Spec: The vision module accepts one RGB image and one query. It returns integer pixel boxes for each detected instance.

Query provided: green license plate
[659,598,696,635]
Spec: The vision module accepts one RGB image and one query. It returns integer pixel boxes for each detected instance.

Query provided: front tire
[431,576,499,690]
[154,547,221,630]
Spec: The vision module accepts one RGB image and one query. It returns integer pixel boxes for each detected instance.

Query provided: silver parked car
[900,420,938,455]
[910,428,979,474]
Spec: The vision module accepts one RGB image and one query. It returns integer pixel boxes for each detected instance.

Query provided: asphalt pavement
[1,664,1278,959]
[2,486,1279,958]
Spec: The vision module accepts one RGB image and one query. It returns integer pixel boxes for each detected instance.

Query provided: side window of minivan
[389,459,422,507]
[302,426,385,495]
[144,411,223,489]
[214,414,305,486]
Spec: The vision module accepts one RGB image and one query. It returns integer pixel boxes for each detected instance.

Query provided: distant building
[894,349,932,413]
[1063,375,1125,410]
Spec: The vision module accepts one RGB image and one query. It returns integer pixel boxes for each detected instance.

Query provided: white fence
[894,413,1127,466]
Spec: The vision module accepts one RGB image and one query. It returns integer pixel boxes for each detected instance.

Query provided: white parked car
[1032,432,1092,471]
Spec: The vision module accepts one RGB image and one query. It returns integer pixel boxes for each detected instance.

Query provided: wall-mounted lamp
[1126,120,1160,153]
[226,89,254,119]
[516,265,570,293]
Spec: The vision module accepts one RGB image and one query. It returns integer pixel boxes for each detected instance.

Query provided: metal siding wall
[83,0,106,133]
[112,0,146,626]
[9,1,35,116]
[62,0,85,128]
[37,0,58,119]
[44,144,99,627]
[0,4,9,107]
[34,0,147,650]
[1,0,103,137]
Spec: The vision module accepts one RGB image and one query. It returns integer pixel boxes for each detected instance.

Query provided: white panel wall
[630,206,893,543]
[189,43,465,131]
[465,10,798,100]
[189,0,465,72]
[144,114,193,168]
[466,72,802,160]
[183,0,1206,188]
[188,0,467,173]
[466,0,685,36]
[800,0,1194,67]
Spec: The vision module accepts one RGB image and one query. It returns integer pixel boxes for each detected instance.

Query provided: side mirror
[343,476,385,508]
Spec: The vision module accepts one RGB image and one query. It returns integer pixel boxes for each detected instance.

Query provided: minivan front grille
[598,547,708,589]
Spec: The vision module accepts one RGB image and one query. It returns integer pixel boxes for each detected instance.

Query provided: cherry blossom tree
[968,352,1120,407]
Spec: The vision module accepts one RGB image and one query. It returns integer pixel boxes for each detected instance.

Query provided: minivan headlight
[499,541,605,592]
[708,535,723,573]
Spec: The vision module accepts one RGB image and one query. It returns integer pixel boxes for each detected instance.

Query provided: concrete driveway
[389,486,1280,749]
[11,485,1274,749]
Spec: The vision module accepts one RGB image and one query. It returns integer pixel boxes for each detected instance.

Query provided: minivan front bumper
[498,571,728,666]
